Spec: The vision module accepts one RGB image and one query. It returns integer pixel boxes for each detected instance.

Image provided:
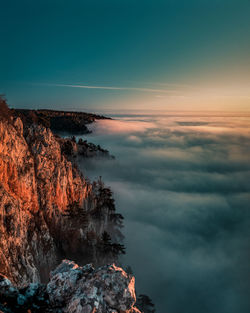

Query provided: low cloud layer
[79,114,250,313]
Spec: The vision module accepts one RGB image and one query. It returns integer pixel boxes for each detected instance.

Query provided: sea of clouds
[79,113,250,313]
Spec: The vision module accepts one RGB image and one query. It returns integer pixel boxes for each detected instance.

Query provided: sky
[1,0,250,112]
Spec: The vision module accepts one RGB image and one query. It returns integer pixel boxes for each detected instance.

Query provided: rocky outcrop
[0,116,123,286]
[58,136,114,160]
[0,260,141,313]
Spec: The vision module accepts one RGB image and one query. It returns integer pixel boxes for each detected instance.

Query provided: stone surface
[0,118,122,286]
[0,260,141,313]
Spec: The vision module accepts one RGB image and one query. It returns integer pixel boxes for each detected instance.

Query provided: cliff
[0,113,122,287]
[0,259,140,313]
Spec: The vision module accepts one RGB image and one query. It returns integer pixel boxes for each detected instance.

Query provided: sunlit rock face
[0,260,141,313]
[0,117,120,286]
[0,117,45,285]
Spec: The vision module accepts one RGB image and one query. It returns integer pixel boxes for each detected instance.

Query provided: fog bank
[79,113,250,313]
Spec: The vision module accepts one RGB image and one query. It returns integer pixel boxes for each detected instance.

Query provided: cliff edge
[0,102,123,286]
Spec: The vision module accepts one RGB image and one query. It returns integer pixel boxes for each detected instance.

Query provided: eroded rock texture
[0,260,141,313]
[0,117,123,286]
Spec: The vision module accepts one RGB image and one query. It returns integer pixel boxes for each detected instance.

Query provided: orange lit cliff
[0,114,123,286]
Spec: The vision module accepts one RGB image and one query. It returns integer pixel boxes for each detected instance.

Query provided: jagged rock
[48,260,136,312]
[0,102,141,312]
[13,117,23,136]
[0,117,122,286]
[0,260,141,313]
[58,136,114,159]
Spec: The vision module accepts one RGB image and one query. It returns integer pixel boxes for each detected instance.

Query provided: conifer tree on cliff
[0,96,11,121]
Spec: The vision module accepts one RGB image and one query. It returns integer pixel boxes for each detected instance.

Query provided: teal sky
[1,0,250,112]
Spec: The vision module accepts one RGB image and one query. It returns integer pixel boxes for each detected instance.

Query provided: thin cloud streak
[35,83,178,94]
[32,82,250,98]
[136,81,197,89]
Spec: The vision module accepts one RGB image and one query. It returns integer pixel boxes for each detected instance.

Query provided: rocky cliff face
[0,116,123,286]
[0,259,141,313]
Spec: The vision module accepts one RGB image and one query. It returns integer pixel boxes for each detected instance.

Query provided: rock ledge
[0,260,141,313]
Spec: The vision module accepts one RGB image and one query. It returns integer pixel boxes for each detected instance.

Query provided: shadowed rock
[0,260,141,313]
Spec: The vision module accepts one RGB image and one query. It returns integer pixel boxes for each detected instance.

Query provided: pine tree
[137,294,156,313]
